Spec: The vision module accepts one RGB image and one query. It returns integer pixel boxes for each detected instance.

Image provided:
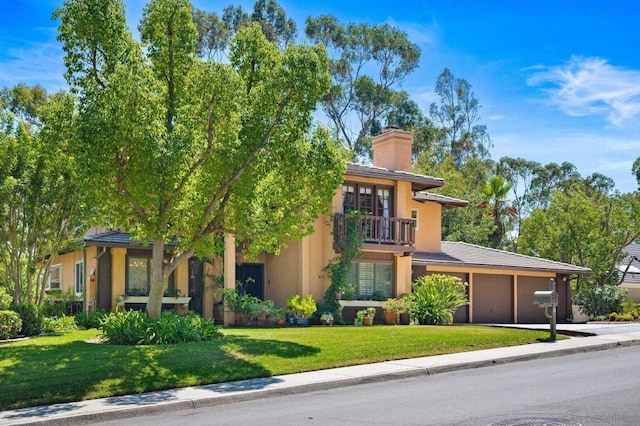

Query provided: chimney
[371,126,413,172]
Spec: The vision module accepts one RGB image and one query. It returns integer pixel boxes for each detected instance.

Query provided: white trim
[74,260,85,296]
[411,208,419,230]
[48,264,62,290]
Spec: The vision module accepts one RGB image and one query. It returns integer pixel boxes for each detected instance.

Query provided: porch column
[111,248,127,311]
[513,275,519,324]
[468,272,474,323]
[223,233,236,327]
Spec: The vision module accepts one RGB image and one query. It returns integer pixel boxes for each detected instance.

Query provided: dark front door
[96,248,112,311]
[188,258,204,315]
[236,263,264,300]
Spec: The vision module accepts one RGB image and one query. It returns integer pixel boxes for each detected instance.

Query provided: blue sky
[2,0,639,192]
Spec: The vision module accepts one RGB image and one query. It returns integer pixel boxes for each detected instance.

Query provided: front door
[188,258,204,315]
[236,264,264,300]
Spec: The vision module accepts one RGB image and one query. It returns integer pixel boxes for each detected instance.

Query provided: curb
[5,336,640,426]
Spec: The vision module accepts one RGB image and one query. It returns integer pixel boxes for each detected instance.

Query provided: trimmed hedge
[0,310,22,339]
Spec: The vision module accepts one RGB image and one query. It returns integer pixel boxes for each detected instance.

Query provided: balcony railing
[333,213,416,249]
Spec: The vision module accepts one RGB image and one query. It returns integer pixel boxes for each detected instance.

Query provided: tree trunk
[147,238,167,320]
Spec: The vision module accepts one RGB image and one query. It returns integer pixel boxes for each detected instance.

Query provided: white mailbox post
[533,278,558,341]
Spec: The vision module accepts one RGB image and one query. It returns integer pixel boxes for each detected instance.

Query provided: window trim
[348,260,394,300]
[74,260,84,295]
[48,264,62,290]
[411,208,419,230]
[126,254,175,296]
[342,182,394,217]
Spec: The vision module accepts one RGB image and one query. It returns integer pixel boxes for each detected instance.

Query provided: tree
[478,175,514,249]
[0,85,84,305]
[633,157,640,190]
[193,0,296,59]
[497,157,542,250]
[429,68,492,168]
[519,189,640,289]
[305,15,420,160]
[55,0,345,319]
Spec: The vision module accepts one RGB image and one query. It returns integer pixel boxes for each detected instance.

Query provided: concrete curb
[3,333,640,425]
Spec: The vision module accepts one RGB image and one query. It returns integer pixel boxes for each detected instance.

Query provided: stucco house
[48,127,591,324]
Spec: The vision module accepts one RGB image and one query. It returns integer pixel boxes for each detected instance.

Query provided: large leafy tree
[0,85,84,305]
[519,189,640,288]
[55,0,345,319]
[305,15,420,161]
[633,157,640,190]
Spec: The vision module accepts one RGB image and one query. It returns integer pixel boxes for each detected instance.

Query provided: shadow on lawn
[0,334,318,411]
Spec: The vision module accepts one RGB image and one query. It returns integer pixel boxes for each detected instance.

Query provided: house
[47,128,591,324]
[618,242,640,302]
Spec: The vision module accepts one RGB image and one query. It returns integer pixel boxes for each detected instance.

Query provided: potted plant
[382,298,402,325]
[363,307,376,326]
[287,294,317,326]
[320,312,334,326]
[273,308,286,326]
[398,294,414,325]
[354,309,365,326]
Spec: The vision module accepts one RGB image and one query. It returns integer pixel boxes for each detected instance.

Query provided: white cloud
[527,56,640,126]
[0,38,66,92]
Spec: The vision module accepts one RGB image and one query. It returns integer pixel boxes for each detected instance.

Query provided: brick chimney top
[371,127,413,172]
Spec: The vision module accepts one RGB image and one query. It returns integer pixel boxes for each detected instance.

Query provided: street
[95,344,640,426]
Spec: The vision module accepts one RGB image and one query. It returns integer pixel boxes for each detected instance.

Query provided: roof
[619,242,640,284]
[84,231,176,248]
[413,241,592,275]
[345,163,445,191]
[412,192,468,210]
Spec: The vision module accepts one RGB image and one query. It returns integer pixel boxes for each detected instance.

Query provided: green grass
[0,325,556,410]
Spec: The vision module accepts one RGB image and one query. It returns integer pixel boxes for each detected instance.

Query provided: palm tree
[477,175,515,248]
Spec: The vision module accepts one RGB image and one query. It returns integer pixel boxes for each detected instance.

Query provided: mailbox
[533,290,557,308]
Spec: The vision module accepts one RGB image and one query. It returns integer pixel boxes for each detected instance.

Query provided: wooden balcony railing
[333,213,416,249]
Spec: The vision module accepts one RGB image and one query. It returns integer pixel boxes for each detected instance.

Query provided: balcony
[333,213,416,254]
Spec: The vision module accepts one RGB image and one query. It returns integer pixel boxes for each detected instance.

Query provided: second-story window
[342,182,393,217]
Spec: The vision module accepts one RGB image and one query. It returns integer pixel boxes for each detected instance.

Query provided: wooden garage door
[517,276,552,323]
[472,274,513,323]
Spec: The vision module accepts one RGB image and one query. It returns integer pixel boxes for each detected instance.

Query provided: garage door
[472,274,513,323]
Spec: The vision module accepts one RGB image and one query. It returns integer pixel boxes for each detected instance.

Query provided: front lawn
[0,325,554,410]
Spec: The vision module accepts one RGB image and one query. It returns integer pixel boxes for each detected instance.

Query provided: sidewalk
[3,323,640,425]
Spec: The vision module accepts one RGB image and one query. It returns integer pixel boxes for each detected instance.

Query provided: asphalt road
[95,344,640,426]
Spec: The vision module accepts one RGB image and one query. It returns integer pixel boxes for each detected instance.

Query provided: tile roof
[619,242,640,284]
[412,192,469,209]
[84,231,176,248]
[345,163,445,191]
[413,241,592,275]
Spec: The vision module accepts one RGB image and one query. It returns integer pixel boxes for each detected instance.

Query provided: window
[347,261,393,299]
[49,264,62,290]
[411,208,419,230]
[126,256,175,296]
[342,182,393,217]
[75,260,84,295]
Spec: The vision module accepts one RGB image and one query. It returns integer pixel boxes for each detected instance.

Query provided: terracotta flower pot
[383,311,398,325]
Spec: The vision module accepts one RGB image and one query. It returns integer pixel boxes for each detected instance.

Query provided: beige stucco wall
[411,200,442,252]
[49,251,84,294]
[111,248,127,310]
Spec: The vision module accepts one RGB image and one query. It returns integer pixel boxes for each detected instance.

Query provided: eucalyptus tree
[633,157,640,190]
[55,0,345,319]
[0,85,83,305]
[429,68,492,168]
[193,0,295,59]
[305,15,420,161]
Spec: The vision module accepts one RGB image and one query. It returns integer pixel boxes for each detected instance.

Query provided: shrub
[42,315,79,333]
[287,294,317,318]
[410,274,468,325]
[573,284,626,319]
[621,300,639,319]
[10,303,42,336]
[41,291,83,318]
[100,310,223,345]
[0,310,22,339]
[0,287,13,310]
[609,312,635,322]
[74,310,108,329]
